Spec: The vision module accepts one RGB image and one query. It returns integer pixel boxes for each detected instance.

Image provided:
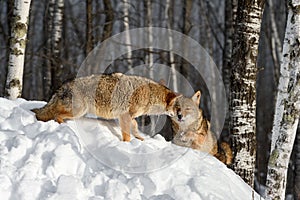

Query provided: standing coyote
[170,91,233,165]
[32,73,180,142]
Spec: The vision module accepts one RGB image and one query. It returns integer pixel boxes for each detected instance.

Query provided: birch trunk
[166,0,177,92]
[5,0,32,99]
[295,126,300,198]
[43,0,64,99]
[146,0,153,71]
[265,1,300,199]
[50,0,64,92]
[123,0,132,70]
[229,0,265,187]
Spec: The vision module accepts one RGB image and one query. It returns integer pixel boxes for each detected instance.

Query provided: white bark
[230,0,264,187]
[265,1,300,199]
[166,0,178,92]
[123,0,132,70]
[5,0,32,99]
[52,0,63,56]
[44,0,64,99]
[146,0,153,77]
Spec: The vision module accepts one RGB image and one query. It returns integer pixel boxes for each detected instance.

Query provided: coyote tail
[215,142,233,166]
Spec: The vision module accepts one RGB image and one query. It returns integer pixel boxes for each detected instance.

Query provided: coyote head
[167,91,201,125]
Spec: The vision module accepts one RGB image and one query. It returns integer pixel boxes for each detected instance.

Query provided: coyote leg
[131,119,144,141]
[119,113,131,142]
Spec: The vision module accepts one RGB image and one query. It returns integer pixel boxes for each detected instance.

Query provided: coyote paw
[134,135,144,141]
[122,132,131,142]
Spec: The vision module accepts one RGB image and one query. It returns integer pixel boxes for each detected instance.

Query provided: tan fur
[32,73,179,142]
[171,91,233,165]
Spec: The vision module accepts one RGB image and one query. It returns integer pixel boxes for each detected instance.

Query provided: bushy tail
[31,103,56,122]
[215,142,233,166]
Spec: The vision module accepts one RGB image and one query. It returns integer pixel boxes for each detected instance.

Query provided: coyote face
[170,91,233,165]
[168,91,202,130]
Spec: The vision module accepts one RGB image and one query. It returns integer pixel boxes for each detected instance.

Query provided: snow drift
[0,98,263,200]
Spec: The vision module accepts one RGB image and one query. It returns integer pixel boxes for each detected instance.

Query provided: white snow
[0,98,263,200]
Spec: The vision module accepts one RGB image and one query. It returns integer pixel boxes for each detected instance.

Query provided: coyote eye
[185,107,191,111]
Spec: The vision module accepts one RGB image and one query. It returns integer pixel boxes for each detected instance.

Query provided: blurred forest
[0,0,299,198]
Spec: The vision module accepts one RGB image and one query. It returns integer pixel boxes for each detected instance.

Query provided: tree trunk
[229,0,265,187]
[43,0,54,100]
[50,0,64,93]
[268,0,282,84]
[5,0,32,99]
[294,125,300,199]
[180,0,192,91]
[43,0,64,100]
[86,0,93,55]
[265,1,300,199]
[166,0,177,92]
[146,0,153,70]
[222,0,237,135]
[123,0,132,70]
[102,0,114,42]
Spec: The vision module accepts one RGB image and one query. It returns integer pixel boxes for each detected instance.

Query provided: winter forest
[0,0,300,199]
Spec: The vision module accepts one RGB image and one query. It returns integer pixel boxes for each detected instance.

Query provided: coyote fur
[170,91,233,165]
[32,73,180,142]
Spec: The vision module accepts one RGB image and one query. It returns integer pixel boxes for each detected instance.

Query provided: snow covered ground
[0,98,263,200]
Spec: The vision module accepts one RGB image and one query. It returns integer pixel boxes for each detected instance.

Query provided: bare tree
[268,0,282,83]
[265,0,300,199]
[295,126,300,199]
[166,0,177,92]
[229,0,265,187]
[102,0,114,42]
[123,0,132,70]
[5,0,32,99]
[222,0,237,134]
[86,0,93,55]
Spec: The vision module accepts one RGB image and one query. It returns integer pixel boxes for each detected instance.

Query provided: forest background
[0,0,299,199]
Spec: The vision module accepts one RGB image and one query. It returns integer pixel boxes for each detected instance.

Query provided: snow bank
[0,98,263,200]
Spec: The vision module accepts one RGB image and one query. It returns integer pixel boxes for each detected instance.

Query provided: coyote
[170,91,233,165]
[32,73,180,142]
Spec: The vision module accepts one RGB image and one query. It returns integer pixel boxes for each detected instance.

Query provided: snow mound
[0,98,263,200]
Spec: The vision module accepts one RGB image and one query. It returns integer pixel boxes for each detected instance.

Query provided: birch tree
[265,0,300,199]
[123,0,132,70]
[229,0,265,187]
[5,0,32,99]
[44,0,64,99]
[295,127,300,198]
[50,0,64,93]
[166,0,177,92]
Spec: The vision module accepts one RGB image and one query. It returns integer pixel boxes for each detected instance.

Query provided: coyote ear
[192,91,201,106]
